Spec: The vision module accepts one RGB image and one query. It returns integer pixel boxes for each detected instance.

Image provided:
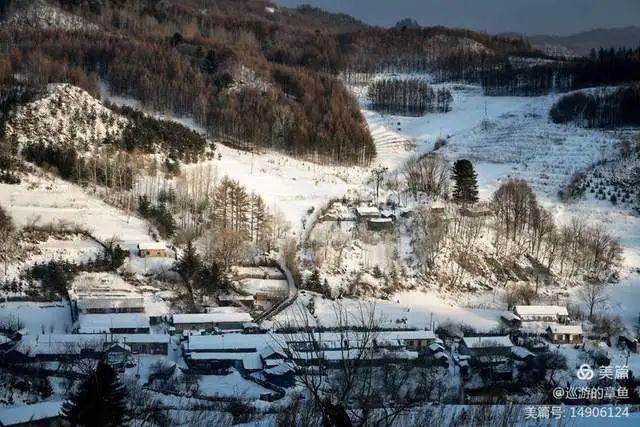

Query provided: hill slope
[528,26,640,57]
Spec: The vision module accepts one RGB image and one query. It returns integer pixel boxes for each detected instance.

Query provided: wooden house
[547,324,583,344]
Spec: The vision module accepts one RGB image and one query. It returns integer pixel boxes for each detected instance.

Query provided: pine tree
[174,241,201,298]
[305,269,322,293]
[451,159,479,204]
[62,361,128,427]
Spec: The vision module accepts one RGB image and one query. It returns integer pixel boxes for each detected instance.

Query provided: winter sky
[274,0,640,35]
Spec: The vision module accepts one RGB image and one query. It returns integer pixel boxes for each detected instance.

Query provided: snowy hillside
[0,172,162,255]
[6,84,127,150]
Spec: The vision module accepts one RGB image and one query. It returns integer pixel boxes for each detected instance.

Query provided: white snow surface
[0,173,164,254]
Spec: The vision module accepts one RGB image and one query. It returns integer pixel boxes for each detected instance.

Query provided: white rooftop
[368,217,393,223]
[356,206,380,216]
[500,312,520,321]
[548,324,583,335]
[184,330,435,354]
[15,333,168,356]
[185,333,282,352]
[514,305,569,317]
[186,351,263,370]
[173,309,252,325]
[511,346,535,359]
[77,313,149,333]
[462,336,513,349]
[138,242,167,250]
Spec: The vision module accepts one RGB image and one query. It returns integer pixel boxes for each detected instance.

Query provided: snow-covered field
[0,173,163,254]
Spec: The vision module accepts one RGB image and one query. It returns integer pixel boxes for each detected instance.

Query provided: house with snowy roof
[459,335,514,365]
[513,305,570,324]
[546,324,583,344]
[7,333,170,362]
[182,333,291,379]
[355,206,381,219]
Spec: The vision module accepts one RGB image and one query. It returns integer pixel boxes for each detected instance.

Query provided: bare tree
[578,281,609,319]
[414,206,447,270]
[280,302,413,427]
[401,154,449,201]
[371,166,388,205]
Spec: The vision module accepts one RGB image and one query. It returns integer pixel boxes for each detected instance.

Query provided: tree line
[480,47,640,96]
[550,85,640,128]
[366,79,452,115]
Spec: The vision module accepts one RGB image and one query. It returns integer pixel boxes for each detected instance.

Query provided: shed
[104,342,131,367]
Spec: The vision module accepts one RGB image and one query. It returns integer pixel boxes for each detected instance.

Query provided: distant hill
[527,26,640,57]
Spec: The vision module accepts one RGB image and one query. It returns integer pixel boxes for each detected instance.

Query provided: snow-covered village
[0,1,640,426]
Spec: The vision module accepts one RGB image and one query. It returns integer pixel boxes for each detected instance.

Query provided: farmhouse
[514,305,570,323]
[459,336,514,364]
[137,242,168,257]
[231,266,285,280]
[547,324,583,344]
[172,308,253,332]
[283,330,436,366]
[104,342,131,367]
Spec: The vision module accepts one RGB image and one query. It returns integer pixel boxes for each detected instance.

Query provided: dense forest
[480,48,640,96]
[0,82,35,183]
[550,85,640,128]
[0,0,381,165]
[109,104,211,163]
[366,79,452,115]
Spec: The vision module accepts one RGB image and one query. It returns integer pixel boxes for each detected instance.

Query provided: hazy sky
[274,0,640,35]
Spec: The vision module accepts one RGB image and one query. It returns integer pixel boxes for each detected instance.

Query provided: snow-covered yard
[0,301,72,334]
